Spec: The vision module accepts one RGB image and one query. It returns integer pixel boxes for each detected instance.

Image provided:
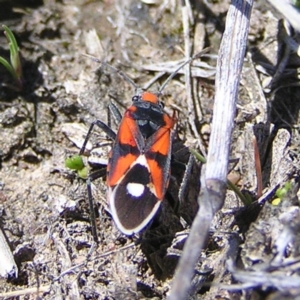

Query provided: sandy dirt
[1,0,300,299]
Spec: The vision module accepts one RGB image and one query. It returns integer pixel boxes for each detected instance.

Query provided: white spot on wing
[134,155,148,168]
[126,183,144,198]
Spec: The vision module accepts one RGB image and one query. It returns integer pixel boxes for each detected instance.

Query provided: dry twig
[168,0,253,298]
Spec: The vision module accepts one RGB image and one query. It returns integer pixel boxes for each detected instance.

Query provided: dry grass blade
[141,59,215,78]
[53,235,81,299]
[167,0,253,299]
[267,0,300,32]
[226,258,300,290]
[0,227,17,278]
[181,0,207,156]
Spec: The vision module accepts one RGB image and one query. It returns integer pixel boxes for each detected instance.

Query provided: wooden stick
[167,0,253,299]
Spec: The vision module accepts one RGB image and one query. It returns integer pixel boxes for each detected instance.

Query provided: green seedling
[190,148,251,205]
[65,155,88,179]
[65,154,85,170]
[0,25,22,89]
[272,181,292,205]
[275,182,292,199]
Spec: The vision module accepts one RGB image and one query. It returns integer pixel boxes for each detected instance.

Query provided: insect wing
[108,156,162,235]
[107,111,155,235]
[145,124,174,200]
[108,111,175,235]
[107,112,141,187]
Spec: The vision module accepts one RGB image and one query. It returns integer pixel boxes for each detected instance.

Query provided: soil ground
[1,0,300,299]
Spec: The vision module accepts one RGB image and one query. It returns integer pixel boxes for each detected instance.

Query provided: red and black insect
[107,90,176,235]
[79,55,199,239]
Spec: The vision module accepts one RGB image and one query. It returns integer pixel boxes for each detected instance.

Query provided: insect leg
[108,102,122,124]
[86,168,107,243]
[79,118,116,242]
[79,120,116,155]
[178,154,195,203]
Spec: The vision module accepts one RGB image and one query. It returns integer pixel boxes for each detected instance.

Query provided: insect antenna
[82,53,139,91]
[158,48,209,94]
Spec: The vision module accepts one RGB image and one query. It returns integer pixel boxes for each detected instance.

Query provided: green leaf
[78,167,88,179]
[275,182,292,199]
[272,198,281,206]
[65,155,85,171]
[0,56,17,79]
[2,25,22,83]
[189,148,206,163]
